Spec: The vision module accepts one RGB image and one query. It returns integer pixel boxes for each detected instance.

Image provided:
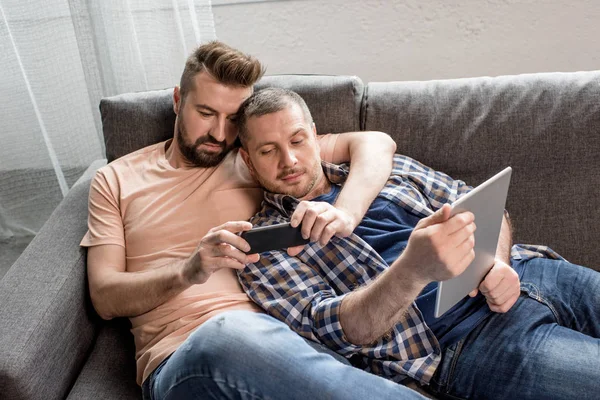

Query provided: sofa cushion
[101,89,175,164]
[254,75,363,134]
[363,72,600,269]
[101,75,363,163]
[66,319,140,400]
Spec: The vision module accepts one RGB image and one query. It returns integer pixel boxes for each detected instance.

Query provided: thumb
[286,245,304,257]
[418,204,452,229]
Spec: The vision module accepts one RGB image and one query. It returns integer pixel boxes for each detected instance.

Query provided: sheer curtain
[0,0,216,241]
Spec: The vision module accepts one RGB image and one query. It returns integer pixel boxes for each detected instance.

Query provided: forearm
[92,260,190,320]
[334,131,396,224]
[340,256,426,345]
[495,214,513,263]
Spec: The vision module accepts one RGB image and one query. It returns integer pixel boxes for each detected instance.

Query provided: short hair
[236,87,314,149]
[179,41,265,101]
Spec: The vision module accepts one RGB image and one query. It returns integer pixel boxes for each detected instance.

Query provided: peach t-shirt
[81,135,338,385]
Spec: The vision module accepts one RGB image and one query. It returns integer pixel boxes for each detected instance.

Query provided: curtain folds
[0,0,216,240]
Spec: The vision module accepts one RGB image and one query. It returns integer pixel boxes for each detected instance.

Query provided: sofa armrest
[0,178,99,400]
[72,159,107,188]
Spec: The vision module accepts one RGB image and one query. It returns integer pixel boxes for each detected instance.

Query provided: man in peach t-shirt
[81,41,427,400]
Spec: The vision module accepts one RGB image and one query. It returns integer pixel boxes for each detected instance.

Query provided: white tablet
[434,167,512,318]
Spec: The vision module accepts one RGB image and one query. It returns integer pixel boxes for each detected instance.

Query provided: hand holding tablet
[434,167,513,318]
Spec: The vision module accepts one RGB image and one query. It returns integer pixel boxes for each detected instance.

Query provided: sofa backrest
[99,71,599,268]
[100,75,363,163]
[363,72,600,268]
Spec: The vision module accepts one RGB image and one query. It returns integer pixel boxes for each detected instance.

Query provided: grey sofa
[1,72,599,399]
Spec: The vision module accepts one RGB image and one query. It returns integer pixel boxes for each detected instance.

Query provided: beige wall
[214,0,600,82]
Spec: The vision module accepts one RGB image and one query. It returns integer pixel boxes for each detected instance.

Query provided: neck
[300,172,332,201]
[164,138,185,169]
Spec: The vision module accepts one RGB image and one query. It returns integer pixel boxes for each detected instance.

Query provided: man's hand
[398,204,477,285]
[469,259,520,313]
[287,201,357,256]
[182,221,260,285]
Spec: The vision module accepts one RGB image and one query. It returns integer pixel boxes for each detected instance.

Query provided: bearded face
[172,71,253,168]
[175,113,234,168]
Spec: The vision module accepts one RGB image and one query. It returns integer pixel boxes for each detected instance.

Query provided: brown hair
[236,87,314,149]
[179,41,265,101]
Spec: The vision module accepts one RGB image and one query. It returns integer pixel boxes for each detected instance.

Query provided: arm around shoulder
[319,131,396,165]
[328,131,396,229]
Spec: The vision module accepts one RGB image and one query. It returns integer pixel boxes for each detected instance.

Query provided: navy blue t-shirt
[313,184,492,349]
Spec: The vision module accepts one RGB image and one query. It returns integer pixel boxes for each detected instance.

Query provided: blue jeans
[428,258,600,400]
[142,310,427,400]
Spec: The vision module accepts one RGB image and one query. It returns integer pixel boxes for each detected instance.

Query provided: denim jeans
[142,310,427,400]
[428,258,600,400]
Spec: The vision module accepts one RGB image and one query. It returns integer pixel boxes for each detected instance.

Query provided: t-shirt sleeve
[80,169,125,248]
[317,133,343,164]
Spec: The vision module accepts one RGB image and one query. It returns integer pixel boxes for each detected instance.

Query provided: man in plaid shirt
[234,87,600,400]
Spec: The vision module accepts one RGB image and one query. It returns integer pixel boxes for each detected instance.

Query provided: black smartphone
[240,222,310,254]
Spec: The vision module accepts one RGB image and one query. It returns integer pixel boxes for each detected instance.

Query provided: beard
[175,117,234,168]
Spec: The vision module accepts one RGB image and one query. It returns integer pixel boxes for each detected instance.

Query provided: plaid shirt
[238,155,563,384]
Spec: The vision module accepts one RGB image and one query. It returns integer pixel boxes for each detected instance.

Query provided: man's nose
[280,148,297,168]
[210,116,227,142]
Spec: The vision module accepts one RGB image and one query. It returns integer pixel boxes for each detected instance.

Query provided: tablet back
[434,167,512,318]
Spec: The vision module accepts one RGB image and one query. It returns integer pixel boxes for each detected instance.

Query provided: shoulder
[106,141,162,171]
[92,141,164,194]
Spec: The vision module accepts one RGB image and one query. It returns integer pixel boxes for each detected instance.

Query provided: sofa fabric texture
[0,181,98,399]
[1,71,598,400]
[66,319,139,400]
[363,72,600,268]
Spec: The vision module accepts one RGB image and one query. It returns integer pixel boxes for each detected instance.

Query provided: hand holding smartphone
[240,222,310,254]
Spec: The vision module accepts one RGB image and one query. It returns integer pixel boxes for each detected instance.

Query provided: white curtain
[0,0,216,240]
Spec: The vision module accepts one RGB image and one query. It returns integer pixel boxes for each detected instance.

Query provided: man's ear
[312,122,321,151]
[239,147,257,180]
[173,86,181,115]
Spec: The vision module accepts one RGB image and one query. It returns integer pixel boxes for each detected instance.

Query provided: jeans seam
[430,339,464,395]
[149,356,171,400]
[520,282,563,325]
[444,338,465,394]
[439,392,468,400]
[162,373,267,400]
[433,310,495,400]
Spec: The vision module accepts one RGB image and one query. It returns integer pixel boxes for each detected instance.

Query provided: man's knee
[180,310,288,366]
[154,312,285,399]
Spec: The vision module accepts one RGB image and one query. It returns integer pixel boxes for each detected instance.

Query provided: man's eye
[291,139,303,145]
[199,111,212,117]
[260,149,273,155]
